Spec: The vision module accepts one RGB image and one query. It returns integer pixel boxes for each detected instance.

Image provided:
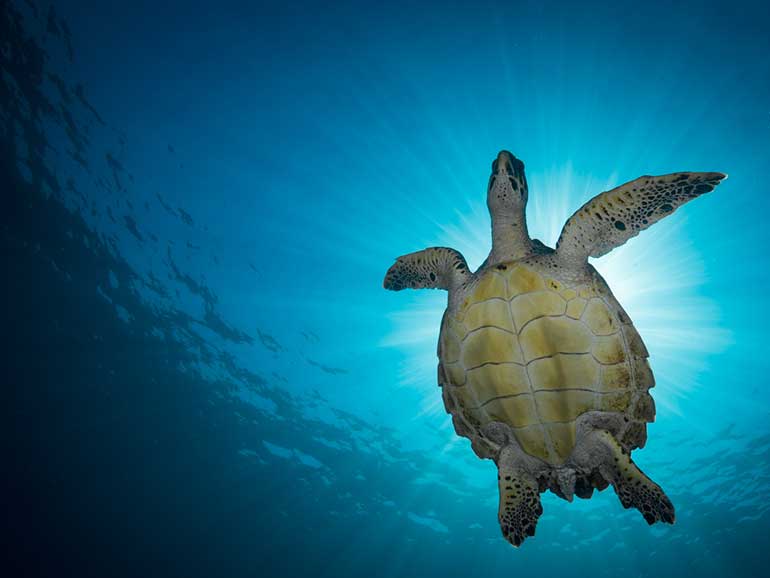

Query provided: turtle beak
[488,151,528,203]
[491,150,524,177]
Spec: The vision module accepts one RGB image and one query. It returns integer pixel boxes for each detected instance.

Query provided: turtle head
[488,150,529,213]
[486,151,532,264]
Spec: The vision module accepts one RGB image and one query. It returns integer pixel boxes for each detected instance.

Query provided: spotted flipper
[556,171,726,263]
[593,430,675,525]
[497,451,543,547]
[383,247,470,292]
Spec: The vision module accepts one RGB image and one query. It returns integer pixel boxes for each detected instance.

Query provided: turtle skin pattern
[438,262,655,465]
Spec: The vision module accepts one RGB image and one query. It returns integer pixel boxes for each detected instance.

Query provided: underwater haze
[3,0,770,576]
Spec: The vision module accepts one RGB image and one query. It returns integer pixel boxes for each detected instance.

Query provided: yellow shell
[439,263,653,465]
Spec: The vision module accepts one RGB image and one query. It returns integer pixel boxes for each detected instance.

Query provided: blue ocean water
[2,0,770,576]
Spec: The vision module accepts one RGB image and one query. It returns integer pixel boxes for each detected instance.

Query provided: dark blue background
[3,1,770,576]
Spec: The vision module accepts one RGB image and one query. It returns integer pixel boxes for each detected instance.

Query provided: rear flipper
[497,446,543,547]
[591,430,675,525]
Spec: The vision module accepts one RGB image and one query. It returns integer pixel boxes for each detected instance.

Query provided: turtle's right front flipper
[383,247,470,292]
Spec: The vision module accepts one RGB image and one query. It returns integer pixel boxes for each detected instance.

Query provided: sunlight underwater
[7,1,770,576]
[382,162,732,423]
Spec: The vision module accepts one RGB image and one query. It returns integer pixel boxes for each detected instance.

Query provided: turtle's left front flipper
[556,171,726,264]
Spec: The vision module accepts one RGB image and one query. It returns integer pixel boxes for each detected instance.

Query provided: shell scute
[468,271,508,305]
[462,326,523,367]
[484,395,540,428]
[440,325,462,363]
[592,333,625,364]
[463,299,514,332]
[599,362,632,391]
[632,392,655,420]
[561,288,577,300]
[467,363,530,401]
[565,297,587,319]
[443,361,466,386]
[529,353,598,390]
[624,325,649,357]
[632,356,655,389]
[520,316,593,360]
[506,265,545,296]
[510,291,566,329]
[598,390,633,412]
[535,389,597,423]
[583,298,619,335]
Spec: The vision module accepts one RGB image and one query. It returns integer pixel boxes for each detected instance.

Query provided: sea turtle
[383,151,725,547]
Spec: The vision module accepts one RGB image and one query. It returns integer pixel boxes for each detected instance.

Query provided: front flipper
[556,171,726,263]
[383,247,470,292]
[497,446,543,547]
[590,430,675,525]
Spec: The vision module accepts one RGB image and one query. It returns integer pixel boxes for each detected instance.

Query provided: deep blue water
[3,0,770,576]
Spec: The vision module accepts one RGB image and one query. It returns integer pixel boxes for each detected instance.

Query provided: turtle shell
[438,262,655,464]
